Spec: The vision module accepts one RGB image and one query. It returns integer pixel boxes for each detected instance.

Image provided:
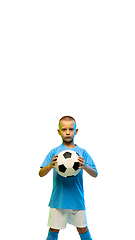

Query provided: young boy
[39,116,98,240]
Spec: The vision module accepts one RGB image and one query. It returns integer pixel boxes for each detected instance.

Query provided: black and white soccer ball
[55,150,81,178]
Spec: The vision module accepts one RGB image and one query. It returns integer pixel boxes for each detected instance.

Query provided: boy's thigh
[68,209,87,228]
[47,208,68,229]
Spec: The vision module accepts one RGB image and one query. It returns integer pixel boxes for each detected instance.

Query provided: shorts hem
[68,222,87,228]
[47,223,66,230]
[47,222,87,230]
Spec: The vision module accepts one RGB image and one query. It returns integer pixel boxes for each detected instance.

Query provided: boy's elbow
[92,170,98,178]
[39,169,43,177]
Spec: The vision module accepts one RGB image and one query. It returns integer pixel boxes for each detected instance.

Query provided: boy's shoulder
[48,144,65,155]
[48,144,89,157]
[75,145,89,156]
[75,145,87,152]
[52,144,87,151]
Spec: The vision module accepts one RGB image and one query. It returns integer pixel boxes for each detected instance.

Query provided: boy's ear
[75,128,78,135]
[57,129,61,135]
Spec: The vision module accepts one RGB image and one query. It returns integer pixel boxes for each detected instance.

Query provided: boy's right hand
[50,155,58,169]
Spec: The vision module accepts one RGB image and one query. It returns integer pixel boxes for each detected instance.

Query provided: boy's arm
[39,164,52,177]
[78,156,98,178]
[84,165,98,178]
[39,155,58,177]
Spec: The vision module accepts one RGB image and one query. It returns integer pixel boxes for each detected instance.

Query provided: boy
[39,116,98,240]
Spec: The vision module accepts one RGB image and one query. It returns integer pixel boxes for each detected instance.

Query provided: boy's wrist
[84,164,87,169]
[49,163,53,169]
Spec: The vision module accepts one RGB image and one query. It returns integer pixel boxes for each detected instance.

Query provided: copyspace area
[0,1,135,240]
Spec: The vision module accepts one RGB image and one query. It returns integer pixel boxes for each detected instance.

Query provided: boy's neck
[62,141,76,149]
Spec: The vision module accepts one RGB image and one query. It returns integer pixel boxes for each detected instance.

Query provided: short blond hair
[59,116,76,127]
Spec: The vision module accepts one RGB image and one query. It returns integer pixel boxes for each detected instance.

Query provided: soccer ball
[55,150,81,178]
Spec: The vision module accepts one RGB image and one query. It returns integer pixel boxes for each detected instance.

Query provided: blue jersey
[40,143,98,210]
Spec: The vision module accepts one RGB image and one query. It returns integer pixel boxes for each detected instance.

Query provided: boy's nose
[66,130,70,135]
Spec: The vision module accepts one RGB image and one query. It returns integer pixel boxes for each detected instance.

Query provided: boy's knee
[77,227,93,240]
[46,229,59,240]
[77,226,88,234]
[50,228,60,232]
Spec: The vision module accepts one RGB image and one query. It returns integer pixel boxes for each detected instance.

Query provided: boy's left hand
[78,156,86,169]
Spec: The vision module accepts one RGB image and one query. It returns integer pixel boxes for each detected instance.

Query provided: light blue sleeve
[40,149,55,168]
[83,150,98,173]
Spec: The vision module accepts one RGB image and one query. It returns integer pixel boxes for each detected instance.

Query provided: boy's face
[58,120,78,143]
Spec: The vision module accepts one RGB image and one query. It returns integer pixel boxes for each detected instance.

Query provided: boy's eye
[62,128,74,131]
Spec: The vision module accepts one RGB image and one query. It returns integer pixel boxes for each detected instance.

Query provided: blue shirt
[40,143,98,210]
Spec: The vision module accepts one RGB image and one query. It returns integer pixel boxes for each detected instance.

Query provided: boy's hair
[59,116,76,127]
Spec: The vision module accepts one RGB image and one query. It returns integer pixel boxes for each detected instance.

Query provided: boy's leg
[46,228,60,240]
[77,227,93,240]
[50,228,60,232]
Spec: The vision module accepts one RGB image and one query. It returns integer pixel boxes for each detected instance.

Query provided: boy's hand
[78,156,86,169]
[50,155,58,169]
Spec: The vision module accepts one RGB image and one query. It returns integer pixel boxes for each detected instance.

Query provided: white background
[0,1,135,239]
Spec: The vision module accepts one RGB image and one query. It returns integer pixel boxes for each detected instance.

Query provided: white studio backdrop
[0,1,135,240]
